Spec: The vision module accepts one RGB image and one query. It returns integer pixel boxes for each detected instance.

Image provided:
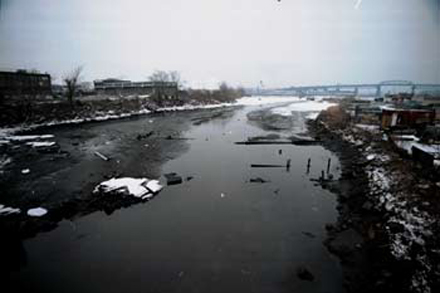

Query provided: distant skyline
[0,0,439,88]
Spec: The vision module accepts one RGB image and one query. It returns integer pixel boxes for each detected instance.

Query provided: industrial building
[0,70,52,97]
[93,78,178,98]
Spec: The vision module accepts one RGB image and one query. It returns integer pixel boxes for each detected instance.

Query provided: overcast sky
[0,0,439,88]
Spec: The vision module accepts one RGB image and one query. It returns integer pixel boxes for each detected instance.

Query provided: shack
[381,108,435,129]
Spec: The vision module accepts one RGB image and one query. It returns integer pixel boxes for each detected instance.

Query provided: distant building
[0,70,52,97]
[413,94,440,107]
[93,78,178,98]
[51,84,67,96]
[383,93,413,104]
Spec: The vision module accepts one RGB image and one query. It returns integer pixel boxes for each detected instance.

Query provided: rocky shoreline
[309,106,440,293]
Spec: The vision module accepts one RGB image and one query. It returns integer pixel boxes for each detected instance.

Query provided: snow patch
[5,134,54,141]
[355,124,380,132]
[235,96,300,106]
[271,101,336,116]
[0,204,21,216]
[366,154,376,161]
[26,141,57,148]
[145,180,163,193]
[27,207,48,217]
[306,112,320,120]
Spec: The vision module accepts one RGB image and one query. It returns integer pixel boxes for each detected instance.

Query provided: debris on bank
[94,151,110,161]
[251,164,285,168]
[93,177,163,200]
[249,177,270,183]
[164,173,183,185]
[296,265,315,281]
[235,139,318,145]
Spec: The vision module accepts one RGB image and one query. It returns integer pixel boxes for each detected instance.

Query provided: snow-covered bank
[337,125,435,293]
[0,96,303,138]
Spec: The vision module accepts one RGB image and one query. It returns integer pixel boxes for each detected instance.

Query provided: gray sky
[0,0,439,88]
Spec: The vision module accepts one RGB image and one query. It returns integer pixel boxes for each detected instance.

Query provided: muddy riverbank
[0,107,240,238]
[308,106,440,293]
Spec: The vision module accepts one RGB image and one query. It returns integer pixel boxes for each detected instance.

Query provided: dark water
[7,105,343,293]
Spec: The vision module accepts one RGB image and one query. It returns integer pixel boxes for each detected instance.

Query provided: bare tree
[148,70,183,105]
[63,66,83,108]
[217,82,243,102]
[169,71,181,89]
[148,70,170,83]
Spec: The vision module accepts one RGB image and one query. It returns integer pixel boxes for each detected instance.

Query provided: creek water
[7,104,343,293]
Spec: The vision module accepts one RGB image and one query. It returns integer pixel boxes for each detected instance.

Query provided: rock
[325,223,335,231]
[302,231,316,238]
[362,200,374,211]
[137,131,154,140]
[296,266,315,281]
[381,270,392,278]
[367,225,376,240]
[326,228,363,258]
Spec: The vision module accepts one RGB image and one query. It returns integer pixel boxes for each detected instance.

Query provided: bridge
[258,80,440,97]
